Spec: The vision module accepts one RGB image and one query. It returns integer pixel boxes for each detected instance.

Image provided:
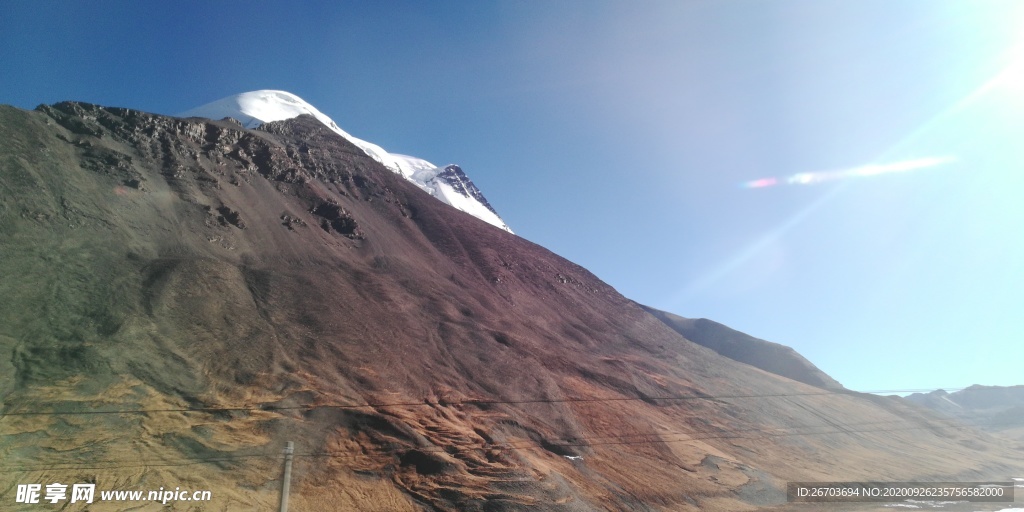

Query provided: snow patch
[939,395,963,408]
[178,90,513,233]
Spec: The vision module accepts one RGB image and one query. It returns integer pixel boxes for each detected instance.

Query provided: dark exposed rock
[216,205,245,229]
[279,212,306,230]
[437,164,499,216]
[309,200,363,238]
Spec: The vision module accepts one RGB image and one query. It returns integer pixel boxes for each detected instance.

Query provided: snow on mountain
[178,90,513,233]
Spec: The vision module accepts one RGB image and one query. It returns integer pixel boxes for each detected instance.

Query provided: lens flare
[742,156,958,189]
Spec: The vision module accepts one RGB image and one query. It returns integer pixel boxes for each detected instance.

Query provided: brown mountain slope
[638,306,844,391]
[1,102,1022,511]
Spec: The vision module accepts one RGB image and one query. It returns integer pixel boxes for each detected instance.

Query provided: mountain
[906,385,1024,442]
[1,99,1022,511]
[639,306,844,391]
[179,90,513,233]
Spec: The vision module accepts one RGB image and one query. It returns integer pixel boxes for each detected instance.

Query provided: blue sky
[3,1,1022,392]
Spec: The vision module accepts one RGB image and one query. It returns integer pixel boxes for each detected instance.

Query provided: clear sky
[2,1,1022,393]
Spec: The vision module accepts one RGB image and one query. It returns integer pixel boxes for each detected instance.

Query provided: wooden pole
[280,441,294,512]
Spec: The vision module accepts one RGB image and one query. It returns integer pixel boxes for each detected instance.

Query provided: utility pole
[279,441,294,512]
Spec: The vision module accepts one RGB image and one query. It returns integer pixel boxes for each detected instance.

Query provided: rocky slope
[1,102,1022,511]
[179,90,513,233]
[639,306,844,391]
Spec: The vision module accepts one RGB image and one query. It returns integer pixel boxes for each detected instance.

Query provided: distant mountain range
[1,97,1021,511]
[906,385,1024,442]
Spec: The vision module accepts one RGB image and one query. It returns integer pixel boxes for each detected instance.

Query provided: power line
[0,454,273,473]
[862,387,969,394]
[298,416,1016,457]
[0,387,956,418]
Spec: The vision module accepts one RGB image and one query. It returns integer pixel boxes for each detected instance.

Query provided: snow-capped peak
[178,90,512,233]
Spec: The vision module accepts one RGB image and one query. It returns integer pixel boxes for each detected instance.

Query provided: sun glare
[992,44,1024,98]
[741,156,957,189]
